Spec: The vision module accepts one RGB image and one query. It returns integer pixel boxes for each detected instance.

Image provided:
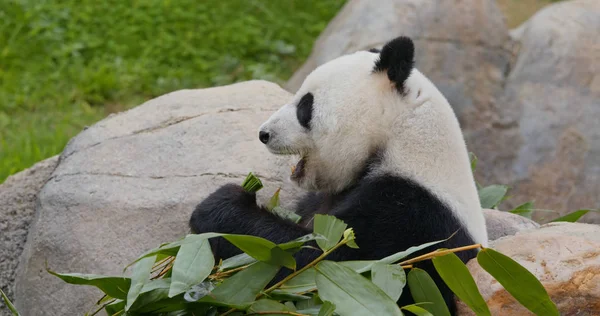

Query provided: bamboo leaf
[313,215,347,251]
[356,238,449,273]
[48,270,131,299]
[407,268,451,316]
[279,268,316,294]
[371,262,406,302]
[478,185,508,209]
[550,209,597,223]
[477,248,558,316]
[1,288,20,316]
[169,237,214,297]
[508,202,534,219]
[131,232,295,270]
[315,261,402,316]
[317,301,336,316]
[432,253,490,316]
[126,255,156,310]
[267,188,281,211]
[469,152,478,172]
[200,262,280,308]
[220,253,256,271]
[248,299,293,315]
[401,304,433,316]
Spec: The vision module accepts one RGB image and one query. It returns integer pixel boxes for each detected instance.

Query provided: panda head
[259,36,419,193]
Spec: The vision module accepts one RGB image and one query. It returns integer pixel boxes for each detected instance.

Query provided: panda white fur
[190,36,488,313]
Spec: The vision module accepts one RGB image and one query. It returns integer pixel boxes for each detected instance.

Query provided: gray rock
[458,222,600,315]
[14,81,301,315]
[500,0,600,222]
[483,209,539,241]
[0,156,58,316]
[286,0,600,223]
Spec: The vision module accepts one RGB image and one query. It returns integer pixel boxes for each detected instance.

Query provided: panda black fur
[190,36,488,314]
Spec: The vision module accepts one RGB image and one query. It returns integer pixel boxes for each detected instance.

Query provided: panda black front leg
[189,183,311,261]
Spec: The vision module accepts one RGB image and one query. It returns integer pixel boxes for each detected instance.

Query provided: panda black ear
[373,36,414,94]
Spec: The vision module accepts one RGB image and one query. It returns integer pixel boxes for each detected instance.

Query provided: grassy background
[0,0,556,183]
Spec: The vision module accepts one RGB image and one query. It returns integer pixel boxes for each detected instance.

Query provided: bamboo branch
[398,244,482,266]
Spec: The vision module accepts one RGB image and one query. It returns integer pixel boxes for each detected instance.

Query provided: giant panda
[190,36,488,313]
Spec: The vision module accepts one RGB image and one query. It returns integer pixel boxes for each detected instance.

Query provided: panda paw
[190,183,259,234]
[209,183,257,205]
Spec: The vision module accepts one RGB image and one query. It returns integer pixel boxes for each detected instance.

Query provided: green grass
[0,0,346,182]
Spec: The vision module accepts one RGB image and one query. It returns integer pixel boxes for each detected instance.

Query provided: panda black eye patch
[296,93,314,129]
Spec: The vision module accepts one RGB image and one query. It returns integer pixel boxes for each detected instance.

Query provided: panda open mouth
[291,157,306,180]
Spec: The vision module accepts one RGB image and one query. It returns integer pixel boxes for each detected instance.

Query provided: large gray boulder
[500,0,600,221]
[458,222,600,315]
[286,0,600,222]
[14,81,301,315]
[0,157,58,316]
[483,209,539,241]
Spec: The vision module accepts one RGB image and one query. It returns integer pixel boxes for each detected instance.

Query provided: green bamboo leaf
[469,152,478,172]
[508,201,534,219]
[130,279,183,312]
[266,188,281,211]
[278,233,325,251]
[478,185,509,209]
[342,228,359,249]
[268,290,311,301]
[356,238,450,273]
[477,248,558,315]
[371,262,406,302]
[279,268,317,294]
[220,253,256,271]
[550,209,597,223]
[201,262,279,308]
[224,234,296,270]
[48,270,131,299]
[1,288,20,316]
[432,253,490,316]
[169,237,214,297]
[317,301,336,316]
[242,172,263,193]
[248,299,293,315]
[338,260,376,272]
[104,299,125,315]
[313,215,347,251]
[401,304,433,316]
[407,268,451,316]
[315,261,402,316]
[126,255,156,310]
[219,233,322,272]
[131,232,295,270]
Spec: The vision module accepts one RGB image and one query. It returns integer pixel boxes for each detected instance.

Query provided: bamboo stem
[398,244,482,266]
[247,312,309,316]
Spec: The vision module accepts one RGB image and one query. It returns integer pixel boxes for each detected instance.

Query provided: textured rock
[0,156,58,316]
[14,81,301,315]
[500,0,600,222]
[286,0,600,222]
[458,222,600,315]
[483,209,539,241]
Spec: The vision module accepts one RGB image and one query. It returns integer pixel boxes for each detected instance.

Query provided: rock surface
[501,0,600,221]
[0,156,58,316]
[286,0,600,222]
[457,222,600,315]
[14,81,302,315]
[483,209,539,241]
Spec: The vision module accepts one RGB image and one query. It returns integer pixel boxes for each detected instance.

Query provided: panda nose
[259,131,270,144]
